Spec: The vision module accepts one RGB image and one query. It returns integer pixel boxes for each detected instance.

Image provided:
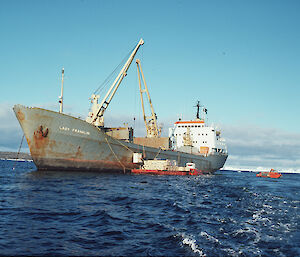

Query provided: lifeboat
[256,169,282,178]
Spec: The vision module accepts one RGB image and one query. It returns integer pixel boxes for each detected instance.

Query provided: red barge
[132,169,210,176]
[131,159,211,176]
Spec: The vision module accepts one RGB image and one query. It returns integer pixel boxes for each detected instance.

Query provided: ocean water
[0,160,299,256]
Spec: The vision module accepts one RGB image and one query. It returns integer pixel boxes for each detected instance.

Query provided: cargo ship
[13,39,228,173]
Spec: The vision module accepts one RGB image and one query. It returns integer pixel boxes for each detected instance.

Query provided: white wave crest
[182,234,205,256]
[200,231,219,244]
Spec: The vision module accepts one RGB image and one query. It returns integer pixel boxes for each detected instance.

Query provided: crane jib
[88,39,144,126]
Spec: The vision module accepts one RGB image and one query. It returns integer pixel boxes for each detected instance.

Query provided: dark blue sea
[0,160,299,256]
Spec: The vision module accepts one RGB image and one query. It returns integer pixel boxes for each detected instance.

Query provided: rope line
[115,139,134,153]
[13,134,25,171]
[154,147,162,160]
[105,137,126,173]
[142,144,145,158]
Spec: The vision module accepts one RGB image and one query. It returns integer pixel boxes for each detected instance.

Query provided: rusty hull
[13,104,228,172]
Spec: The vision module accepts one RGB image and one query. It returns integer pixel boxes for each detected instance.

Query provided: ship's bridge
[169,119,227,155]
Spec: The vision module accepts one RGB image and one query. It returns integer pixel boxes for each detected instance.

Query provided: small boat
[256,169,282,178]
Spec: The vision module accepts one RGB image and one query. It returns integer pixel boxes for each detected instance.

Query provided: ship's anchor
[39,125,49,137]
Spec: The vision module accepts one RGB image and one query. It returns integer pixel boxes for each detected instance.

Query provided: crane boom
[87,38,144,126]
[136,59,160,138]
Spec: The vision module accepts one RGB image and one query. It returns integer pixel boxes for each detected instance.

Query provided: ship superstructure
[169,103,227,156]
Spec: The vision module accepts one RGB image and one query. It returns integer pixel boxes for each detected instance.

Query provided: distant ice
[221,166,300,174]
[1,158,33,162]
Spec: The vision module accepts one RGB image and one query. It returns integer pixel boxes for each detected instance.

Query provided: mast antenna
[59,68,64,113]
[194,101,201,119]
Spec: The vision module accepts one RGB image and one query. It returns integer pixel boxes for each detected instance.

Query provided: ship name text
[59,126,90,135]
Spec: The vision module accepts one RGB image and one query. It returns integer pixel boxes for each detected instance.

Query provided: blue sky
[1,0,300,170]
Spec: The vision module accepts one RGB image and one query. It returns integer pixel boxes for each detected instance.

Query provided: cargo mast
[86,39,144,127]
[136,59,160,138]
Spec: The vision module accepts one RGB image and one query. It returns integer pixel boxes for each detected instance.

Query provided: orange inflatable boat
[256,169,282,178]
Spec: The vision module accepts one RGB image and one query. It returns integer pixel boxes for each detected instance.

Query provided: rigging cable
[93,45,136,95]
